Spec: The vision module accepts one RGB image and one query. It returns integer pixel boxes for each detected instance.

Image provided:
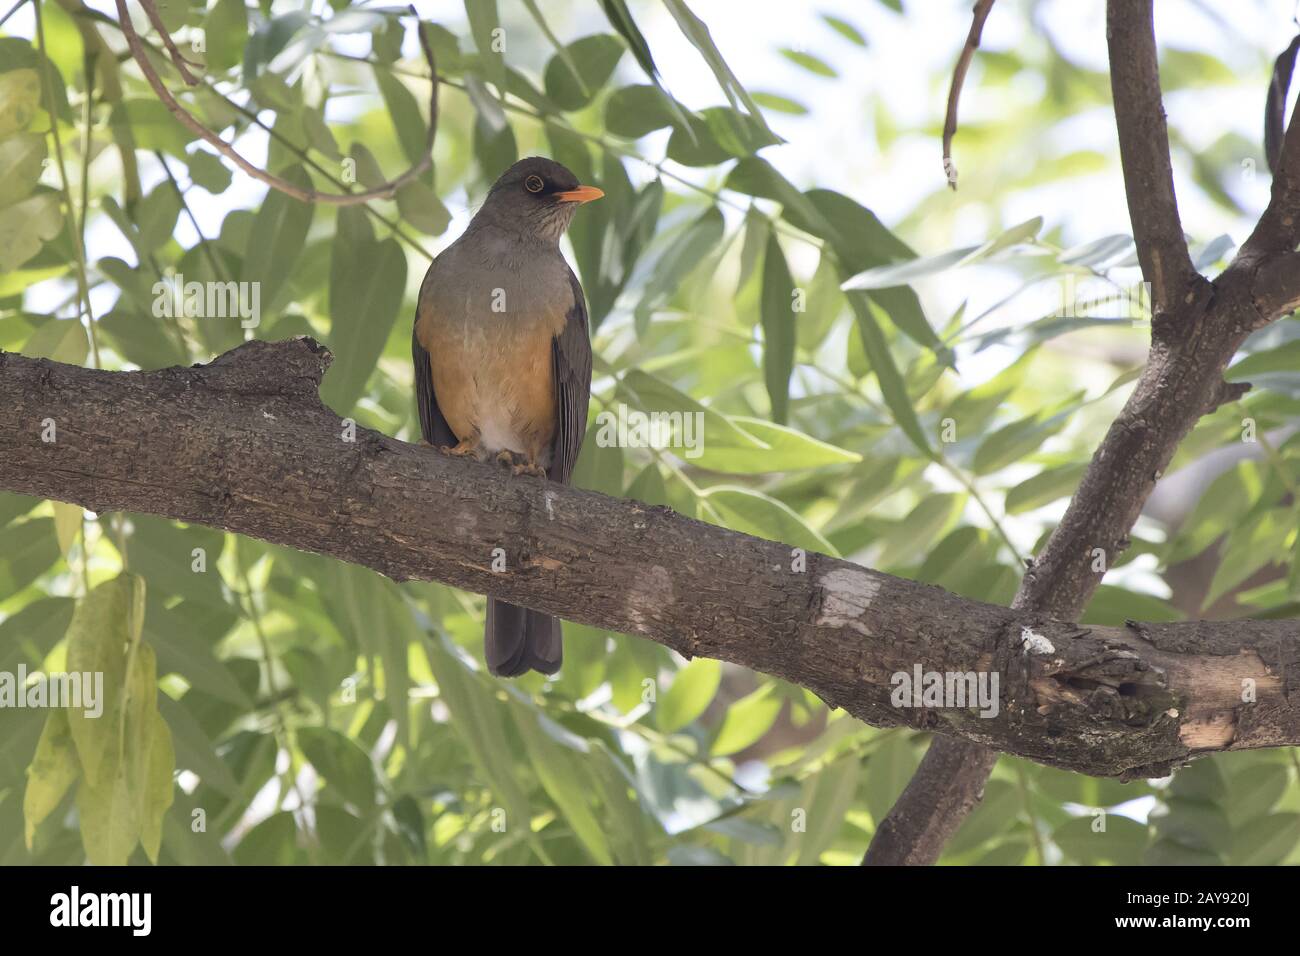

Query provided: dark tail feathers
[485,599,562,677]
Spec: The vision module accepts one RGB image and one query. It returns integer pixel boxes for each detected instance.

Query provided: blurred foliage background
[2,0,1300,865]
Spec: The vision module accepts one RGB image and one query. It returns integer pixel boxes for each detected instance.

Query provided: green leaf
[559,623,608,699]
[725,157,828,235]
[243,12,314,86]
[605,84,678,138]
[136,183,182,252]
[793,757,858,864]
[692,416,861,474]
[600,0,657,79]
[1005,463,1087,514]
[0,133,45,207]
[846,292,931,454]
[572,419,624,496]
[151,620,250,709]
[657,658,722,733]
[322,206,407,413]
[544,35,625,111]
[374,66,427,170]
[1149,796,1231,857]
[23,709,80,849]
[750,91,808,115]
[465,0,506,95]
[863,733,920,825]
[20,316,88,364]
[0,517,60,595]
[787,188,915,272]
[600,0,698,137]
[512,706,613,865]
[700,485,838,555]
[1081,585,1181,627]
[617,368,765,453]
[240,164,314,314]
[423,637,534,843]
[842,246,978,291]
[1204,509,1292,609]
[945,779,1019,856]
[1231,813,1300,865]
[634,206,725,329]
[233,810,298,865]
[157,694,240,796]
[662,0,777,142]
[297,726,376,809]
[121,515,230,610]
[822,14,868,46]
[0,596,74,674]
[0,492,39,531]
[0,192,62,272]
[205,0,248,72]
[395,180,451,236]
[108,99,191,158]
[473,110,518,179]
[666,107,779,167]
[973,408,1075,475]
[1052,813,1147,865]
[780,49,837,78]
[759,233,796,423]
[711,683,782,756]
[1227,339,1300,380]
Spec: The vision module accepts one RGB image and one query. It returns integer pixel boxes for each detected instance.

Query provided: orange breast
[416,304,561,462]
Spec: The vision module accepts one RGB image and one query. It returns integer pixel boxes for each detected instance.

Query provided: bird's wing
[412,304,457,448]
[548,268,593,484]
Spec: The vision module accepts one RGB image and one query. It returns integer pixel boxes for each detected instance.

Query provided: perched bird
[412,157,602,677]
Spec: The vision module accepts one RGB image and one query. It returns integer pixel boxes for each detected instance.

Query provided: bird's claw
[511,460,547,478]
[439,438,480,458]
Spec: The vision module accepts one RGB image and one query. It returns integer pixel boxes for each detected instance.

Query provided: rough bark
[864,0,1300,864]
[1,339,1298,778]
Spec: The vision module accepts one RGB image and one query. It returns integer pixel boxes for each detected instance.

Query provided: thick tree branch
[861,737,998,866]
[1,340,1298,779]
[867,0,1300,865]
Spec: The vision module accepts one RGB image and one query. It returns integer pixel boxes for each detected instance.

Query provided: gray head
[471,157,604,243]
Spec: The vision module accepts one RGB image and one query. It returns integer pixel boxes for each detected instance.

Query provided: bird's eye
[524,175,545,194]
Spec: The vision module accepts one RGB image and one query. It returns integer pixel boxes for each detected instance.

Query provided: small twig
[942,0,996,190]
[137,0,200,84]
[112,0,438,205]
[35,0,97,364]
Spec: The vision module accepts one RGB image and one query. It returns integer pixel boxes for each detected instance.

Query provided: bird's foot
[511,459,548,479]
[439,437,481,459]
[494,449,519,469]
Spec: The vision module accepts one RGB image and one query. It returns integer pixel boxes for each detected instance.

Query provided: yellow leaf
[51,501,82,557]
[76,754,141,865]
[23,708,80,849]
[140,711,175,863]
[0,68,41,137]
[66,575,141,789]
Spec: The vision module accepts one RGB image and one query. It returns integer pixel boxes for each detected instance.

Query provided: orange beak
[554,185,604,204]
